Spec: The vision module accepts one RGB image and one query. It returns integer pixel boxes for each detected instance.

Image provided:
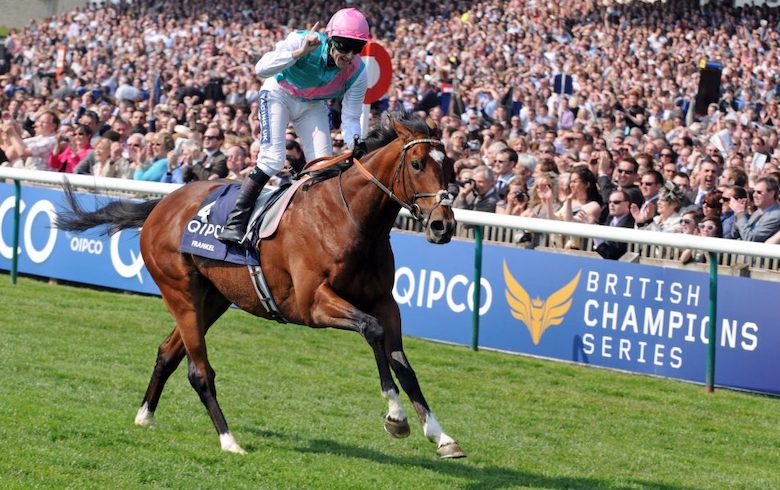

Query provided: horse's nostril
[430,220,444,233]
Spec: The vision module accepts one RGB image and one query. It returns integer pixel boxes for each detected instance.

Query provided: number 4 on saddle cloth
[180,176,310,266]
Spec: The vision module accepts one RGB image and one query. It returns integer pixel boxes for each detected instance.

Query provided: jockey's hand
[352,138,368,160]
[295,22,321,59]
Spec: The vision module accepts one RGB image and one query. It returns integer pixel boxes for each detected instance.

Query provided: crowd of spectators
[3,0,780,255]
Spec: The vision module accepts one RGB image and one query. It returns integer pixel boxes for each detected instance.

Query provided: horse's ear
[426,118,442,138]
[391,117,413,141]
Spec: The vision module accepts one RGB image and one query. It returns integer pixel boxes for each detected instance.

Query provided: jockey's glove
[352,137,368,160]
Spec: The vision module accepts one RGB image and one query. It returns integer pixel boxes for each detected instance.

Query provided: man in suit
[692,159,718,206]
[182,127,228,182]
[597,156,643,207]
[595,190,636,259]
[633,169,663,227]
[492,148,518,200]
[731,176,780,242]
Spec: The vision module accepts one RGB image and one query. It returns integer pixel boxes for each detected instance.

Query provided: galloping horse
[57,114,465,458]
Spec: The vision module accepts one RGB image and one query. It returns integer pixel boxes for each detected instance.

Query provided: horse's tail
[56,184,162,235]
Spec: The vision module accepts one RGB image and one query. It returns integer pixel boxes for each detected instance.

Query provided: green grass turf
[0,274,778,489]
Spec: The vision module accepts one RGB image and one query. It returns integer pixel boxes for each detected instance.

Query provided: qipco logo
[393,266,493,315]
[110,230,146,284]
[70,236,103,255]
[0,196,58,263]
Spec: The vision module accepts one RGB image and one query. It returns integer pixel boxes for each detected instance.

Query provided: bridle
[350,138,453,224]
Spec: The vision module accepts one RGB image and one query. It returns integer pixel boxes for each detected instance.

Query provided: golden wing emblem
[503,261,532,325]
[504,261,581,345]
[539,271,581,335]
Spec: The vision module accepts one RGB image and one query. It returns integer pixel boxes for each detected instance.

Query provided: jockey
[219,8,370,245]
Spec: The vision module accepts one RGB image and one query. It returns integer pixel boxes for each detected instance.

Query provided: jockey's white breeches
[255,78,332,176]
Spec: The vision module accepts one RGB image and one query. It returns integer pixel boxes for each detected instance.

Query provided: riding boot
[218,167,271,245]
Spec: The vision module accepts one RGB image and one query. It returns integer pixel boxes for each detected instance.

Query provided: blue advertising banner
[0,184,159,295]
[3,184,779,395]
[390,233,780,395]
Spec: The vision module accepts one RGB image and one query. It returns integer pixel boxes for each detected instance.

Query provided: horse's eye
[411,159,423,171]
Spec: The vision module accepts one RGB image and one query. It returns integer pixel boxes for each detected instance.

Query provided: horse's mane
[305,113,434,183]
[363,112,434,153]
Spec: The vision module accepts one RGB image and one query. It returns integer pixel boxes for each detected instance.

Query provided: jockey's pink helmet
[326,8,370,41]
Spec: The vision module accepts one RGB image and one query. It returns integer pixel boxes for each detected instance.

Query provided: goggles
[330,37,366,55]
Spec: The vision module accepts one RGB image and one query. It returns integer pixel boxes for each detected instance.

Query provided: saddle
[179,153,353,323]
[179,176,311,265]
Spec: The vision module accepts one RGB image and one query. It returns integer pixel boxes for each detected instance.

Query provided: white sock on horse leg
[423,412,455,447]
[219,432,247,455]
[382,389,407,421]
[134,402,156,427]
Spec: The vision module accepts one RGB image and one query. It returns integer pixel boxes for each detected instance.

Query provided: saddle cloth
[179,176,310,265]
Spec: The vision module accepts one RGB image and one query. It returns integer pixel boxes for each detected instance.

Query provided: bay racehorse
[57,114,465,458]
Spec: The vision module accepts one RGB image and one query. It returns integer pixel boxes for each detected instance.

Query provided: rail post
[471,225,484,351]
[705,252,718,393]
[11,180,21,284]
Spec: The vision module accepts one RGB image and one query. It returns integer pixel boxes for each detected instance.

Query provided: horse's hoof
[220,433,247,455]
[224,444,247,456]
[134,418,156,429]
[437,442,466,459]
[134,405,156,428]
[384,417,411,438]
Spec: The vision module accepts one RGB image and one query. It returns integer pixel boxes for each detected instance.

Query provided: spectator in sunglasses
[721,185,747,239]
[680,216,722,265]
[50,124,92,173]
[701,191,723,220]
[732,176,780,242]
[595,190,635,260]
[598,156,643,207]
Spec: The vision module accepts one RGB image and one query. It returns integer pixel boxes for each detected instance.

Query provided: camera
[467,140,481,151]
[513,190,528,201]
[456,178,475,187]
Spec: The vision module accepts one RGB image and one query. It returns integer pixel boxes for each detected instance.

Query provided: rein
[296,138,452,224]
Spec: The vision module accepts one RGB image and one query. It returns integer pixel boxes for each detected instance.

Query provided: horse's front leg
[374,299,465,459]
[310,285,408,437]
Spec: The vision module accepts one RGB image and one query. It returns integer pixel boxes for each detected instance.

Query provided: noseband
[352,138,452,224]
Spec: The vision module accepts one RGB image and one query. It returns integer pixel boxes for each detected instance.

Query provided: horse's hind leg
[134,328,184,428]
[138,270,238,453]
[134,291,229,429]
[176,293,243,453]
[376,301,465,459]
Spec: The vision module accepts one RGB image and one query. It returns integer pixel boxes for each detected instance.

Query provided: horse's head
[390,116,456,244]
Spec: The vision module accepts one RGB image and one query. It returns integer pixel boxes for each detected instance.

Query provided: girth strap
[247,264,287,323]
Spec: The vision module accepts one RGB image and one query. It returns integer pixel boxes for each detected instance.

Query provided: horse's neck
[341,141,403,236]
